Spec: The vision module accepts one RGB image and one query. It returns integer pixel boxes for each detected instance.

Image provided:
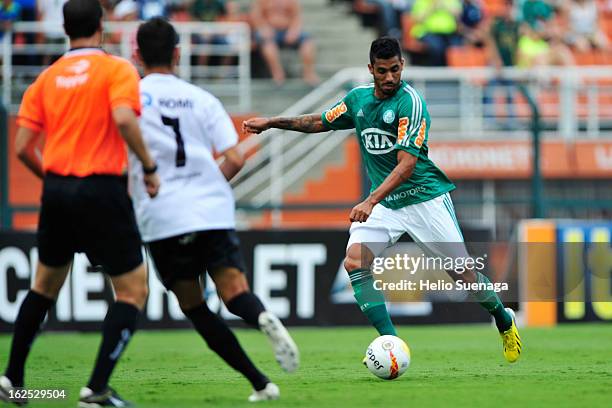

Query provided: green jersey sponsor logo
[361,128,396,155]
[384,186,427,203]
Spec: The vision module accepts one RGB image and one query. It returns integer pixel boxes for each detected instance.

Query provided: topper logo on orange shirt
[414,118,427,148]
[67,59,91,75]
[325,102,347,123]
[397,117,409,143]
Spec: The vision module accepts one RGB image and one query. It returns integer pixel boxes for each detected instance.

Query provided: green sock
[348,268,397,336]
[473,272,512,332]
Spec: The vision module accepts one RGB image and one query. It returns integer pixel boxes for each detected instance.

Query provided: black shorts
[37,173,143,276]
[147,230,245,290]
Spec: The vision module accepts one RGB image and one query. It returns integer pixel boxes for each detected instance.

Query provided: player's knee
[32,274,64,299]
[212,268,249,302]
[32,279,62,300]
[177,297,203,314]
[219,285,248,303]
[460,269,477,283]
[344,244,371,272]
[32,262,70,299]
[447,268,476,283]
[115,284,148,310]
[344,255,362,273]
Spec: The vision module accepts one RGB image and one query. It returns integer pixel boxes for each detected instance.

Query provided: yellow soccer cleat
[500,308,522,363]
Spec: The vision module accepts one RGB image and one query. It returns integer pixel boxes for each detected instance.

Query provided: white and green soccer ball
[364,335,411,380]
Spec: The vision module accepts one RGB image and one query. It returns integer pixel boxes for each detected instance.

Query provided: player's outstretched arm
[243,114,327,134]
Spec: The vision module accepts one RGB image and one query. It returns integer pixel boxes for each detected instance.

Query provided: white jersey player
[128,17,298,402]
[130,70,238,241]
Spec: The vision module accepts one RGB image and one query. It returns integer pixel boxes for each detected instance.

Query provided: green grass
[1,324,612,407]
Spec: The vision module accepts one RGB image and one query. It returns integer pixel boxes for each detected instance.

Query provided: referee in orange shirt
[0,0,160,406]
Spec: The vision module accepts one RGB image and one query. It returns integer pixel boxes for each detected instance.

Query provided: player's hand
[350,199,375,223]
[242,117,271,134]
[143,172,160,198]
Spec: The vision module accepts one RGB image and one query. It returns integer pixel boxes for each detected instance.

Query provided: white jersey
[129,73,238,242]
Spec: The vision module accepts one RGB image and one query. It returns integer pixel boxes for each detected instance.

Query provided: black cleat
[78,387,133,407]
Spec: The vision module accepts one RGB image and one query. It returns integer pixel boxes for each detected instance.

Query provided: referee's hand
[144,172,160,198]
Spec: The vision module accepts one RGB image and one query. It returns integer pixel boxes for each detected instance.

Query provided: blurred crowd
[0,0,319,85]
[1,0,611,83]
[345,0,612,67]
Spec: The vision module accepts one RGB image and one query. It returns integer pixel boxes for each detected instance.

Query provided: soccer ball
[364,335,411,380]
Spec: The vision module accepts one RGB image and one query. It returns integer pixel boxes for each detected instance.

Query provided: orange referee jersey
[17,48,141,177]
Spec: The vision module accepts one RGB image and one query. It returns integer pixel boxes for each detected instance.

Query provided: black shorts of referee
[37,172,143,275]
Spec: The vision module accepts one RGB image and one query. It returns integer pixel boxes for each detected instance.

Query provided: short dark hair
[369,37,402,65]
[137,18,179,68]
[63,0,103,40]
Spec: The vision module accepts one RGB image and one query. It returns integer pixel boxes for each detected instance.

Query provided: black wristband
[143,163,157,175]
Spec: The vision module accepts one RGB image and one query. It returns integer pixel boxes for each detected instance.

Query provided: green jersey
[321,81,455,209]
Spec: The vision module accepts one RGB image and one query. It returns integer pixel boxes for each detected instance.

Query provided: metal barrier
[1,21,251,112]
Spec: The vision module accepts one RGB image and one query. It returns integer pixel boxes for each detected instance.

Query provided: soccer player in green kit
[243,37,522,363]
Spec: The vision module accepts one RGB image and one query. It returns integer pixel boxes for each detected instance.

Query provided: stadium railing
[1,21,252,112]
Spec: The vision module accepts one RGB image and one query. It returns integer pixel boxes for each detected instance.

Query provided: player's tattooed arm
[243,114,327,134]
[269,114,327,133]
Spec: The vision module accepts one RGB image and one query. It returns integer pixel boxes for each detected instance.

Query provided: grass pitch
[1,323,611,407]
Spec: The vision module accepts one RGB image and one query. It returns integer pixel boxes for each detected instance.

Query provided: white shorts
[346,192,469,259]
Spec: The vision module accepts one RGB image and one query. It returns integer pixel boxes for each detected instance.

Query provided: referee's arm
[113,107,160,197]
[113,107,155,170]
[15,126,44,179]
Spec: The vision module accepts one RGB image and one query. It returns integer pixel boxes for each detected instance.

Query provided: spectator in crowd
[110,0,140,54]
[562,0,609,52]
[520,0,553,30]
[13,0,36,65]
[409,0,463,66]
[0,0,21,39]
[191,0,228,22]
[137,0,167,20]
[39,0,68,38]
[190,0,239,69]
[38,0,68,64]
[483,0,520,127]
[487,0,520,69]
[251,0,319,85]
[364,0,413,38]
[459,0,485,45]
[100,0,117,19]
[14,0,35,25]
[115,0,140,22]
[517,22,573,68]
